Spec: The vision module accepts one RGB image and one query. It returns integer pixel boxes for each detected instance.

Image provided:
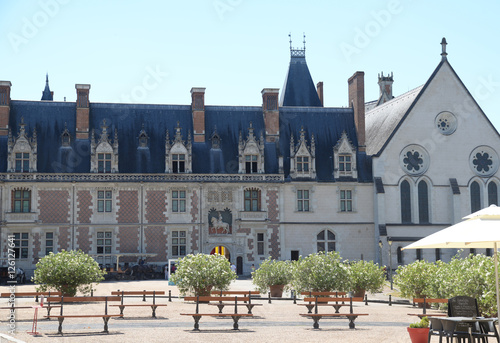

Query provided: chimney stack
[191,87,206,143]
[75,84,91,139]
[316,82,324,106]
[348,72,365,152]
[0,81,12,136]
[261,88,279,142]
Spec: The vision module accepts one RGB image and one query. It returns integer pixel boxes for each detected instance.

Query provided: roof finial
[46,73,49,84]
[441,37,447,61]
[289,32,292,51]
[303,32,306,51]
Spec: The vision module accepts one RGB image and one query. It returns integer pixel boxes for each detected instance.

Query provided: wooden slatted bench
[209,290,262,314]
[0,291,62,317]
[300,296,368,329]
[298,291,348,314]
[408,297,448,318]
[110,290,167,318]
[44,296,122,334]
[181,295,253,330]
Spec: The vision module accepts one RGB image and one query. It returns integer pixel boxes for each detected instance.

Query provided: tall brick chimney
[0,81,12,136]
[75,84,90,139]
[348,72,365,152]
[261,88,279,142]
[191,87,206,143]
[316,82,324,106]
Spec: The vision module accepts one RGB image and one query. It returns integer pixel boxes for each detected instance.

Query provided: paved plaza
[0,279,440,343]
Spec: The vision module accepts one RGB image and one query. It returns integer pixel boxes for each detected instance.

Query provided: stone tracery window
[290,126,316,179]
[90,120,119,173]
[165,122,192,173]
[333,131,357,179]
[7,118,37,173]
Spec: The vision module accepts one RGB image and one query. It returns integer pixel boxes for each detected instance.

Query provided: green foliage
[393,260,439,299]
[347,260,385,294]
[32,250,105,296]
[251,257,293,294]
[170,253,236,296]
[409,316,429,328]
[292,251,350,293]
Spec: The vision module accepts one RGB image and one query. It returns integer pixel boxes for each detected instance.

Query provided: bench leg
[216,304,224,314]
[231,316,241,330]
[151,305,158,318]
[57,317,64,335]
[192,315,201,331]
[311,316,321,329]
[348,316,358,329]
[102,317,110,333]
[246,304,254,314]
[117,305,125,316]
[46,307,52,319]
[306,304,314,314]
[333,305,341,313]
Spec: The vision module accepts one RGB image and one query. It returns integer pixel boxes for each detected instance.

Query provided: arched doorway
[210,245,230,260]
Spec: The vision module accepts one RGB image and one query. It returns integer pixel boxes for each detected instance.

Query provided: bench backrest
[303,297,362,303]
[413,298,447,304]
[184,296,250,302]
[1,291,62,297]
[46,296,121,303]
[300,291,347,297]
[210,290,259,295]
[111,291,165,296]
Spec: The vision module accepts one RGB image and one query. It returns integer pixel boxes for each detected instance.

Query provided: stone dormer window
[165,122,192,173]
[238,122,264,174]
[290,126,316,179]
[210,127,221,149]
[333,131,357,179]
[61,123,71,147]
[90,120,119,173]
[138,124,149,148]
[7,118,37,173]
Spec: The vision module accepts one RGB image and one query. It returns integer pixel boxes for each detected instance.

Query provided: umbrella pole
[495,243,500,326]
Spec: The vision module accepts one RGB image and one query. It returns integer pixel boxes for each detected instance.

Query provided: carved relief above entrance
[208,208,232,235]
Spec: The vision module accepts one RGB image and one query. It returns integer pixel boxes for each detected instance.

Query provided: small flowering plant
[251,257,293,294]
[347,260,385,294]
[32,250,105,296]
[171,253,236,296]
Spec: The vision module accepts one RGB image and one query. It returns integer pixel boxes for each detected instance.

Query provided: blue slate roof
[280,54,322,107]
[5,100,372,182]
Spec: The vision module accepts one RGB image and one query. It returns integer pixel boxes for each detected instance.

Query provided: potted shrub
[407,316,429,343]
[32,250,106,297]
[348,260,385,298]
[251,257,293,297]
[292,251,350,293]
[170,253,236,296]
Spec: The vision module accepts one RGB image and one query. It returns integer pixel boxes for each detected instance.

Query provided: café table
[427,316,498,343]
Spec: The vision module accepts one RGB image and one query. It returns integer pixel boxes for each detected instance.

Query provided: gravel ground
[0,279,443,343]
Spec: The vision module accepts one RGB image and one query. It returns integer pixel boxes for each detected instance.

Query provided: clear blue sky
[1,1,499,127]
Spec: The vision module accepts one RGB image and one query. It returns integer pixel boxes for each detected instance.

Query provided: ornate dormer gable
[7,118,37,172]
[210,126,221,149]
[61,122,71,147]
[138,124,149,148]
[90,120,119,173]
[333,131,357,179]
[238,122,265,174]
[165,121,192,173]
[289,126,316,179]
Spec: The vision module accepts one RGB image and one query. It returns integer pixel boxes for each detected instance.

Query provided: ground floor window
[317,229,335,252]
[13,232,29,259]
[172,230,187,256]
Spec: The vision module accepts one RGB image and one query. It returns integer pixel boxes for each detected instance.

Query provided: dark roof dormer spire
[441,37,448,61]
[41,73,53,101]
[281,32,321,107]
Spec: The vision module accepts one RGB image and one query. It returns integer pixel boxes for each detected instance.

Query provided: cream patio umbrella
[403,204,500,319]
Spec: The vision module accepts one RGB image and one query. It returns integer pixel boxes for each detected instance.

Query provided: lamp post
[387,237,393,290]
